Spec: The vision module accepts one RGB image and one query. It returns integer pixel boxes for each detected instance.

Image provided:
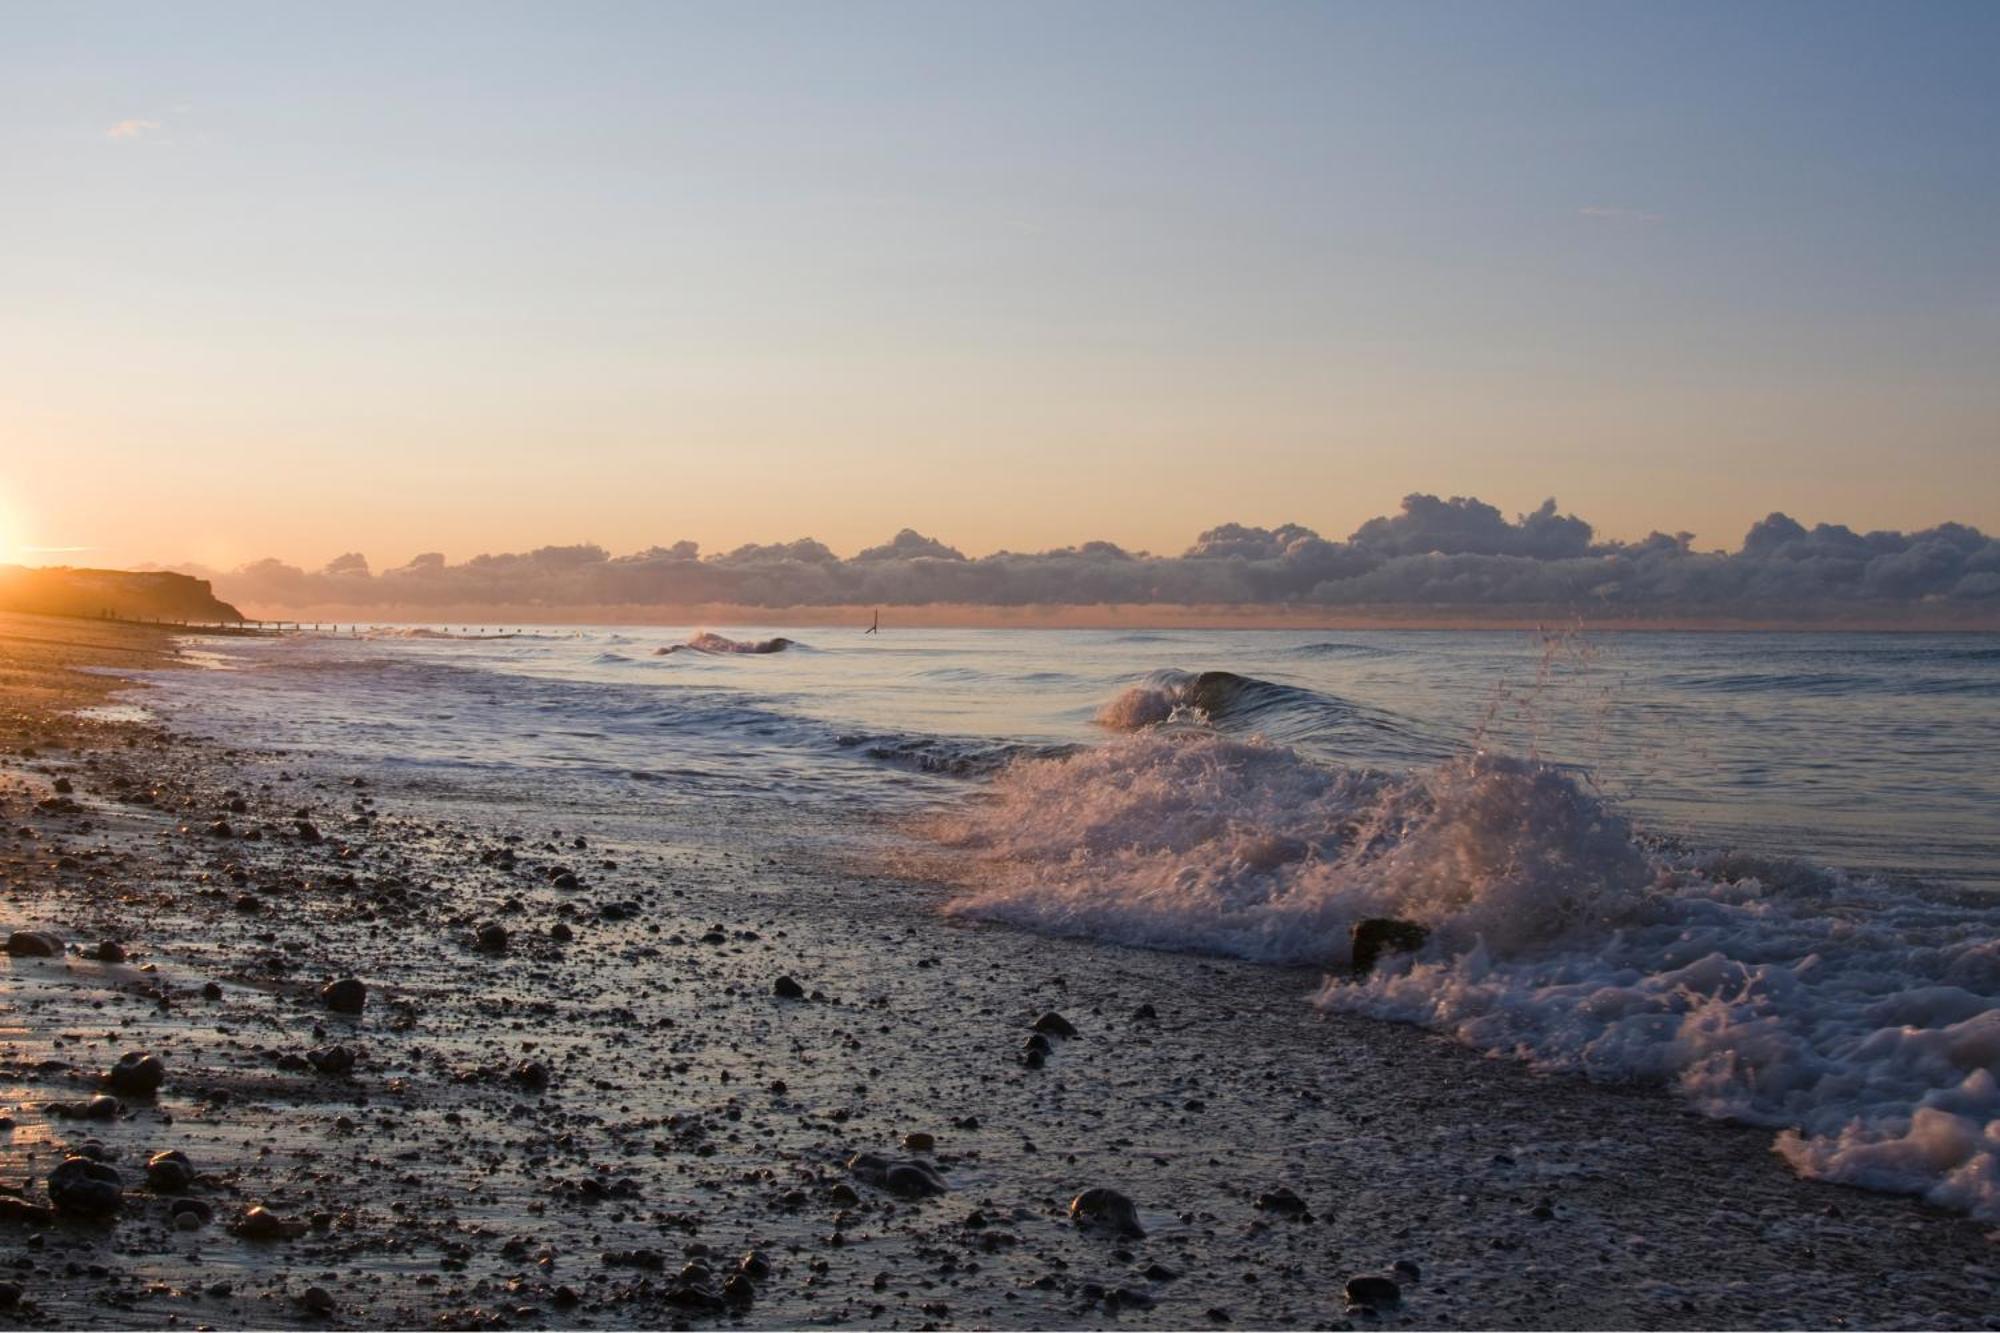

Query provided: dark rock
[320,976,367,1013]
[511,1060,550,1090]
[307,1044,355,1076]
[723,1272,756,1307]
[1392,1259,1421,1281]
[169,1198,215,1227]
[48,1155,122,1217]
[1350,918,1429,978]
[475,921,508,952]
[1032,1011,1078,1038]
[1132,1003,1158,1021]
[550,921,574,943]
[0,1198,55,1226]
[90,941,127,963]
[1345,1275,1402,1308]
[201,981,223,1001]
[294,820,322,843]
[300,1286,336,1316]
[146,1150,195,1192]
[232,1205,308,1240]
[902,1131,935,1153]
[52,777,73,794]
[5,931,62,958]
[772,974,806,999]
[1256,1186,1311,1217]
[847,1152,947,1198]
[1069,1186,1145,1237]
[107,1051,165,1096]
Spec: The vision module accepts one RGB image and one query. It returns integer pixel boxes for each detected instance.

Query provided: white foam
[922,730,2000,1220]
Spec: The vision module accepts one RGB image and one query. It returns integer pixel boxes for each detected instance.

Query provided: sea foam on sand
[923,730,2000,1220]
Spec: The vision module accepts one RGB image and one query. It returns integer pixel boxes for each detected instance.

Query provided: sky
[2,0,1996,571]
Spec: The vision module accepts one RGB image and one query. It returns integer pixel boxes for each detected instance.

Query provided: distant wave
[919,724,2000,1222]
[655,631,800,656]
[1095,668,1318,731]
[1286,641,1391,659]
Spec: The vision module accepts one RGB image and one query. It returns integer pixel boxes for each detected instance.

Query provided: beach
[0,614,1995,1329]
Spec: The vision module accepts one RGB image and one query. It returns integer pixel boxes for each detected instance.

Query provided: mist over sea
[121,625,2000,1221]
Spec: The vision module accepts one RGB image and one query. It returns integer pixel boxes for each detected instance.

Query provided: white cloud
[105,118,162,141]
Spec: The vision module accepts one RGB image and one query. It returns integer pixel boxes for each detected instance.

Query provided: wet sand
[1,611,1995,1330]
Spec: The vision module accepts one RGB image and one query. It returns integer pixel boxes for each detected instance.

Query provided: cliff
[0,566,244,623]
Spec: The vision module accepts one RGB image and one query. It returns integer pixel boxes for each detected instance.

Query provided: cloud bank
[188,495,2000,620]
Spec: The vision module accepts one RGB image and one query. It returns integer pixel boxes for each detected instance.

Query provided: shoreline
[0,611,1995,1328]
[214,602,2000,634]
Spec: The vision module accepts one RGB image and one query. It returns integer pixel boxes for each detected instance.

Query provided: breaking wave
[656,631,800,656]
[920,728,2000,1221]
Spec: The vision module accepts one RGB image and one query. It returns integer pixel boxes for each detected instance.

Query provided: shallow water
[121,624,2000,1221]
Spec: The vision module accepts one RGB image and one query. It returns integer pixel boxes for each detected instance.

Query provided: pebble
[320,976,367,1013]
[1032,1011,1078,1038]
[146,1150,196,1192]
[1345,1275,1402,1308]
[1069,1186,1145,1237]
[901,1131,936,1153]
[475,921,508,952]
[1256,1186,1312,1217]
[107,1050,166,1096]
[307,1044,355,1076]
[48,1155,123,1217]
[232,1205,309,1240]
[847,1152,948,1198]
[5,930,62,957]
[90,940,127,963]
[772,974,806,999]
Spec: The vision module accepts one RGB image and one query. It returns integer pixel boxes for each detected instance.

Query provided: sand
[0,610,1995,1330]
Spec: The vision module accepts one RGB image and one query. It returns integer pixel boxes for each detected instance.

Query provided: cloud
[182,495,2000,620]
[105,118,162,141]
[1577,205,1663,224]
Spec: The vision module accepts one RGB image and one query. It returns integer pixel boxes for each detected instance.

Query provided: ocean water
[122,625,2000,1220]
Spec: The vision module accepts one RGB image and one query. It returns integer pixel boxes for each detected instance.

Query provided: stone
[1256,1186,1311,1217]
[1032,1011,1078,1038]
[550,921,573,943]
[91,941,127,963]
[1069,1187,1145,1238]
[146,1150,195,1193]
[300,1287,337,1315]
[201,981,223,1001]
[47,1155,122,1217]
[5,931,62,958]
[307,1044,355,1076]
[1344,1275,1402,1307]
[847,1152,947,1198]
[320,976,367,1013]
[1349,918,1429,978]
[107,1051,165,1096]
[475,921,508,952]
[0,1198,55,1226]
[232,1205,308,1240]
[772,975,806,999]
[169,1198,214,1227]
[901,1131,936,1153]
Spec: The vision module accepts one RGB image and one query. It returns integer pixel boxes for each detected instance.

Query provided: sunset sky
[3,0,1996,571]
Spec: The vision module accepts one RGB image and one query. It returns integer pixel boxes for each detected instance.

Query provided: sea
[111,624,2000,1222]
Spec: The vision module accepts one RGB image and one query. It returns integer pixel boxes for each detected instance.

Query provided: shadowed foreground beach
[0,613,1995,1330]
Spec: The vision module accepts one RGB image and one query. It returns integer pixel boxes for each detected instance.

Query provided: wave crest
[918,731,2000,1221]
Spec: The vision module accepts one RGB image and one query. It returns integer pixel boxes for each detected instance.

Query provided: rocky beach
[0,614,1996,1330]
